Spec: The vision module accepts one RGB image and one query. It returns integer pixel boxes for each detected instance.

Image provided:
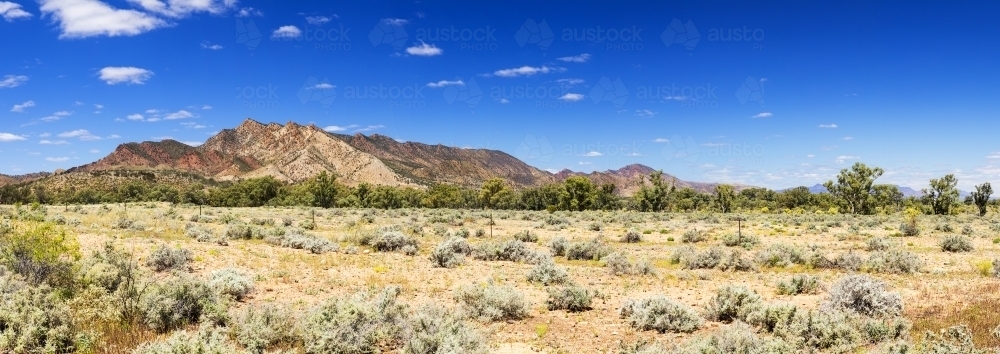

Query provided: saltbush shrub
[513,230,538,243]
[473,240,540,263]
[865,249,922,274]
[301,286,408,354]
[526,257,569,285]
[232,304,298,353]
[565,237,612,261]
[140,276,216,333]
[405,305,488,354]
[777,274,821,295]
[430,237,472,268]
[681,229,707,243]
[704,286,763,323]
[619,296,702,333]
[145,245,192,272]
[546,284,593,312]
[549,236,568,257]
[454,283,529,322]
[722,233,760,249]
[823,274,902,317]
[940,235,974,253]
[133,325,245,354]
[208,268,254,301]
[0,269,82,353]
[621,229,642,243]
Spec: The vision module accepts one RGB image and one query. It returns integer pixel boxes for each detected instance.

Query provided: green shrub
[301,286,408,354]
[372,231,419,253]
[264,230,337,254]
[232,304,298,354]
[681,229,707,243]
[0,269,83,353]
[473,240,540,263]
[704,286,763,323]
[0,222,79,287]
[722,233,760,249]
[405,305,488,354]
[866,237,892,252]
[565,237,612,261]
[208,268,254,301]
[865,249,922,274]
[526,257,569,285]
[140,276,216,333]
[823,274,902,317]
[546,284,593,312]
[549,236,568,257]
[145,245,192,272]
[674,321,795,354]
[454,283,529,322]
[619,296,702,333]
[430,237,471,268]
[133,325,245,354]
[755,243,806,268]
[777,274,821,295]
[620,229,642,243]
[299,219,316,230]
[513,230,537,243]
[225,224,254,239]
[917,325,988,354]
[899,222,920,237]
[940,235,974,252]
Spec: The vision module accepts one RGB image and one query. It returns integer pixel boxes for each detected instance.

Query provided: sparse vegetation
[619,296,702,333]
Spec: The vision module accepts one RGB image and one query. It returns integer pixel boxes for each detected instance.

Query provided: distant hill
[805,184,923,198]
[552,164,753,195]
[0,172,51,187]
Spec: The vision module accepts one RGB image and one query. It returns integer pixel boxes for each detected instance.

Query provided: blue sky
[1,0,999,190]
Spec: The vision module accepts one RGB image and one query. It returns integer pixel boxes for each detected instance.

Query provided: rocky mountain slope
[554,164,747,195]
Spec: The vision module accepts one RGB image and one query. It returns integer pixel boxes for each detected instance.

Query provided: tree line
[1,163,996,215]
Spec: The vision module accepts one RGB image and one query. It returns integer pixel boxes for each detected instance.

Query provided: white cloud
[492,66,564,78]
[0,133,26,142]
[382,18,407,26]
[152,136,173,140]
[498,98,510,104]
[236,7,260,17]
[406,42,443,56]
[556,53,591,63]
[752,111,773,118]
[127,0,236,18]
[0,1,32,21]
[426,80,464,88]
[354,125,384,132]
[305,16,330,25]
[635,109,656,118]
[58,129,89,138]
[163,110,193,120]
[663,95,690,101]
[271,25,301,39]
[558,93,584,102]
[311,83,334,89]
[45,157,70,162]
[653,138,669,143]
[39,0,167,38]
[10,100,34,112]
[39,110,72,122]
[583,151,602,157]
[987,152,1000,159]
[89,149,100,153]
[556,78,584,87]
[200,41,222,50]
[39,140,69,145]
[145,109,159,114]
[180,141,202,146]
[107,134,120,139]
[94,103,103,109]
[127,113,144,121]
[806,154,815,158]
[39,133,50,137]
[834,155,859,163]
[0,75,27,88]
[819,124,838,129]
[201,105,211,110]
[324,125,358,132]
[842,136,854,140]
[99,66,153,85]
[578,161,592,165]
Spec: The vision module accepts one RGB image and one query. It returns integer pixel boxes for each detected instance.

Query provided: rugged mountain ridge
[553,164,747,195]
[0,172,51,187]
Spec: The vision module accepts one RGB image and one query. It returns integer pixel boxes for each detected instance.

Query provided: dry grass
[909,282,1000,347]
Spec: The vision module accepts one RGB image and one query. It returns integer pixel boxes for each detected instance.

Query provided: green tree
[971,182,993,217]
[307,171,338,208]
[822,162,884,215]
[871,184,904,213]
[559,176,595,211]
[715,184,735,213]
[592,183,618,211]
[479,178,508,210]
[634,170,673,212]
[923,174,960,215]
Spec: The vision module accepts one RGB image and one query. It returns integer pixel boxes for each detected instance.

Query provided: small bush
[549,236,568,257]
[866,237,892,252]
[619,296,702,333]
[621,229,642,243]
[777,274,821,295]
[474,240,540,263]
[823,274,902,317]
[372,231,419,253]
[546,284,593,312]
[917,325,987,354]
[454,283,529,322]
[961,225,975,236]
[405,305,488,354]
[681,229,707,243]
[208,268,254,301]
[281,217,293,227]
[299,219,316,230]
[865,249,922,274]
[0,270,81,353]
[133,325,245,354]
[430,237,471,268]
[225,224,254,239]
[674,321,795,354]
[992,259,1000,278]
[265,230,337,254]
[588,223,602,231]
[704,286,763,323]
[140,276,216,333]
[899,222,920,237]
[526,257,569,285]
[301,286,408,354]
[755,243,806,268]
[940,235,974,252]
[232,304,298,353]
[722,233,759,249]
[604,252,634,276]
[680,247,726,270]
[513,230,537,243]
[565,237,612,261]
[145,245,192,272]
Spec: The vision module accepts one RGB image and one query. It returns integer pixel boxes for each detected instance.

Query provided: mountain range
[0,119,729,195]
